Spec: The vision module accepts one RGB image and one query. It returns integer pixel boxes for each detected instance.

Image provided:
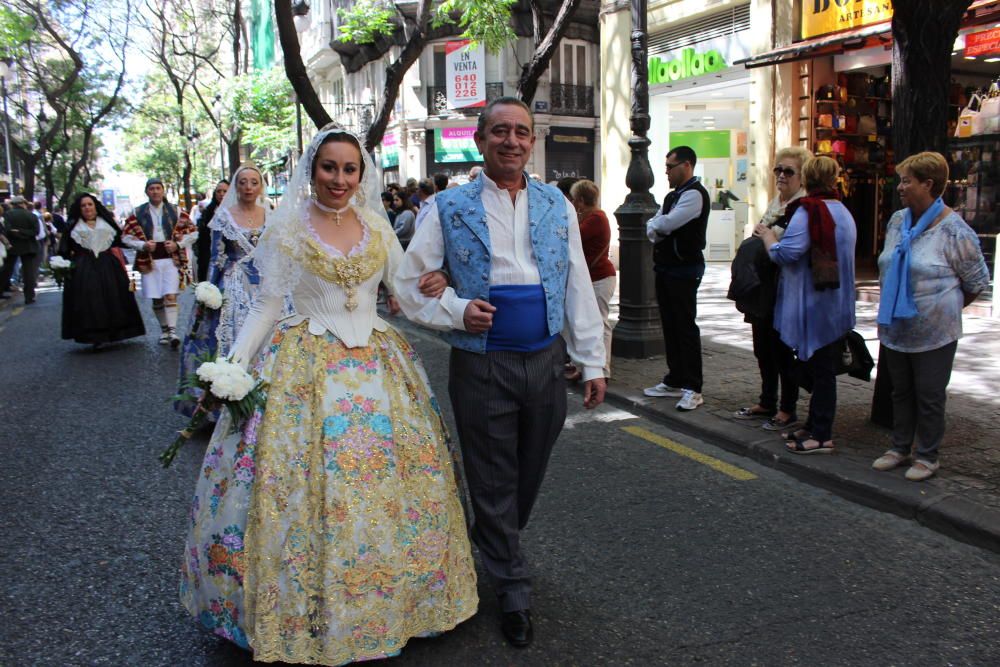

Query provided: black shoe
[501,609,532,648]
[24,298,35,304]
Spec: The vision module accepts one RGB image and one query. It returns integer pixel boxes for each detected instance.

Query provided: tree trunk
[274,0,332,130]
[891,0,972,161]
[516,0,583,103]
[363,1,433,153]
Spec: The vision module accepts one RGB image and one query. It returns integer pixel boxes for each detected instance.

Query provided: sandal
[762,414,798,431]
[785,436,834,455]
[780,428,811,441]
[733,406,776,420]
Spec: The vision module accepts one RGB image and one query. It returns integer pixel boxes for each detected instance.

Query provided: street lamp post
[213,94,226,180]
[612,0,663,358]
[0,60,16,196]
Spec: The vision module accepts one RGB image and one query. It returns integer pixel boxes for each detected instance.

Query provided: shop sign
[648,31,751,85]
[966,28,1000,57]
[546,127,595,151]
[445,40,486,109]
[433,127,484,164]
[649,48,727,84]
[668,130,731,159]
[801,0,892,40]
[101,189,116,208]
[380,132,399,169]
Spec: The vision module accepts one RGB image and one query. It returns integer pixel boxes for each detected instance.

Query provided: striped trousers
[448,337,567,612]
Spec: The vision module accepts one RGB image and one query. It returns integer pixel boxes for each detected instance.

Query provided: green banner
[434,127,483,163]
[668,131,731,159]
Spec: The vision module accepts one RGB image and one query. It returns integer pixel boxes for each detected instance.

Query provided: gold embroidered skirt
[182,320,478,664]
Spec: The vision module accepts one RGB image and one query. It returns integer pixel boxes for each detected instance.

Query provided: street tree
[0,0,131,206]
[274,0,583,152]
[890,0,975,161]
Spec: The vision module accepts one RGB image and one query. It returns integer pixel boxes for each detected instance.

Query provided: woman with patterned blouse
[872,151,989,482]
[179,127,477,663]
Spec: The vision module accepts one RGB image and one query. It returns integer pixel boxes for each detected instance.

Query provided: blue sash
[485,284,557,352]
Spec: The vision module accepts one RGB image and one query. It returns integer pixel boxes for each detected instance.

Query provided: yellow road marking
[11,307,23,317]
[622,425,757,481]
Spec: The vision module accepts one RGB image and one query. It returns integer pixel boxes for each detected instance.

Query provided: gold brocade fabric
[242,322,478,664]
[301,228,386,311]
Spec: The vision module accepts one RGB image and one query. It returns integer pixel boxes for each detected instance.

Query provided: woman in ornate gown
[58,193,145,346]
[179,127,478,664]
[176,165,268,417]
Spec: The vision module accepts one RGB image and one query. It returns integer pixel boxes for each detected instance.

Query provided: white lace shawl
[70,219,117,256]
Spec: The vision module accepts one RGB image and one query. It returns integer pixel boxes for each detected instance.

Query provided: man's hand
[582,377,606,410]
[418,271,448,298]
[463,299,496,333]
[386,295,401,315]
[164,240,178,253]
[145,240,157,252]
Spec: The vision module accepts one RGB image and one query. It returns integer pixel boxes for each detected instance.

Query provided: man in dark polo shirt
[0,196,41,304]
[643,146,710,411]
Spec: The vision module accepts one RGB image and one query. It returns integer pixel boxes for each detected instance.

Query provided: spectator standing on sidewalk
[0,196,41,304]
[571,179,616,379]
[643,146,710,411]
[872,151,989,481]
[756,156,856,455]
[731,147,810,431]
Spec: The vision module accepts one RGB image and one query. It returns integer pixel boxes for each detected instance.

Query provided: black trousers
[883,341,957,463]
[751,318,799,414]
[448,337,567,613]
[803,341,840,441]
[655,272,703,393]
[0,252,39,302]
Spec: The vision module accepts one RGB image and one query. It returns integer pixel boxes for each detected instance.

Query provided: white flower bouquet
[160,355,266,467]
[49,256,72,289]
[194,281,224,309]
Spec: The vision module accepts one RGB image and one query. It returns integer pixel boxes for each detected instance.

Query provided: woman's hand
[754,223,778,248]
[418,270,448,298]
[387,295,401,316]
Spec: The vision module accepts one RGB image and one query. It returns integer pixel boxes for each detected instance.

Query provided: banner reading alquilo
[801,0,892,40]
[445,40,486,109]
[434,127,483,163]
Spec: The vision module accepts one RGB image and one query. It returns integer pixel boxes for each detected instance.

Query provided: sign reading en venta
[802,0,892,40]
[445,40,486,109]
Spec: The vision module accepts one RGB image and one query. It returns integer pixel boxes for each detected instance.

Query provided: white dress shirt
[394,173,607,381]
[646,189,704,243]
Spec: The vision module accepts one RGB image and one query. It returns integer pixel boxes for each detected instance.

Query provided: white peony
[49,256,71,269]
[194,281,223,309]
[195,358,256,401]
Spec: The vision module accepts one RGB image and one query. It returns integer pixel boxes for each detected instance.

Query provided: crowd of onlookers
[0,196,66,304]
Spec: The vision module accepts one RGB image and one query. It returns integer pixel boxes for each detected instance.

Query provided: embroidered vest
[135,202,179,241]
[436,176,570,353]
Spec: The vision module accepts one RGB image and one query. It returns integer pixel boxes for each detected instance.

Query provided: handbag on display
[980,82,1000,134]
[832,139,848,155]
[858,113,878,136]
[818,113,834,128]
[955,94,982,138]
[817,139,833,154]
[817,85,837,100]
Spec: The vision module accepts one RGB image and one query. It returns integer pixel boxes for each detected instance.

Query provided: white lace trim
[305,206,371,259]
[70,219,116,256]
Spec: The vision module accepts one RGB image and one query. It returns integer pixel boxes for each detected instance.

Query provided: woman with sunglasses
[732,147,811,431]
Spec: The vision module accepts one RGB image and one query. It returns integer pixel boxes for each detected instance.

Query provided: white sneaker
[676,390,704,411]
[905,459,939,482]
[872,450,909,471]
[643,382,683,398]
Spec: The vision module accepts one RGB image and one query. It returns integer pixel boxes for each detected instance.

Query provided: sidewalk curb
[603,386,1000,556]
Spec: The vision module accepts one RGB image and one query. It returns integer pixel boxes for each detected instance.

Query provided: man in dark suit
[0,196,42,304]
[643,146,711,411]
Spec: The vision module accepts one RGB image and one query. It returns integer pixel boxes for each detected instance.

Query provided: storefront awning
[736,0,1000,69]
[734,23,891,69]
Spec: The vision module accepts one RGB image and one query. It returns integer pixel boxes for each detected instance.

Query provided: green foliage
[434,0,517,53]
[0,7,35,59]
[336,0,397,44]
[224,68,296,163]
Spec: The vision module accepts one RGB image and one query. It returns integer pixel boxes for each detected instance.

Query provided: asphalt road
[2,286,1000,666]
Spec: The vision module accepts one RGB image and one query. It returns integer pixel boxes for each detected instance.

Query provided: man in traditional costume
[122,177,197,346]
[395,97,606,648]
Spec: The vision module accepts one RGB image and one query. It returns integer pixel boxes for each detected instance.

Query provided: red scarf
[785,188,840,291]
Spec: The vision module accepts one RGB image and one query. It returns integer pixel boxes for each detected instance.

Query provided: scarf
[785,188,840,291]
[877,197,945,326]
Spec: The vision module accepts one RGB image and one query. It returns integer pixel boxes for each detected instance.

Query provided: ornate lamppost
[612,0,663,358]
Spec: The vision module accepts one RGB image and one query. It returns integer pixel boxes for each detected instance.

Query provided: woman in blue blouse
[872,151,989,481]
[756,156,856,454]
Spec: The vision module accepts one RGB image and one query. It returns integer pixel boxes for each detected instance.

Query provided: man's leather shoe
[501,609,532,647]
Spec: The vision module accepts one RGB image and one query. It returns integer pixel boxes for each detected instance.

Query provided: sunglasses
[773,167,798,177]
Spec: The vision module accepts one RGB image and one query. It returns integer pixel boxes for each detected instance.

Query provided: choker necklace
[312,198,351,226]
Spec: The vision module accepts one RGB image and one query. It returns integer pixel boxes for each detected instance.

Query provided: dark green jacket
[2,208,40,256]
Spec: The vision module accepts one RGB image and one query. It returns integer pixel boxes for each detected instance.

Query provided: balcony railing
[550,84,594,117]
[426,82,504,116]
[332,102,375,136]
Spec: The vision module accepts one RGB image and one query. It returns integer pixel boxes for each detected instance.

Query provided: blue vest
[436,176,570,353]
[135,202,179,240]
